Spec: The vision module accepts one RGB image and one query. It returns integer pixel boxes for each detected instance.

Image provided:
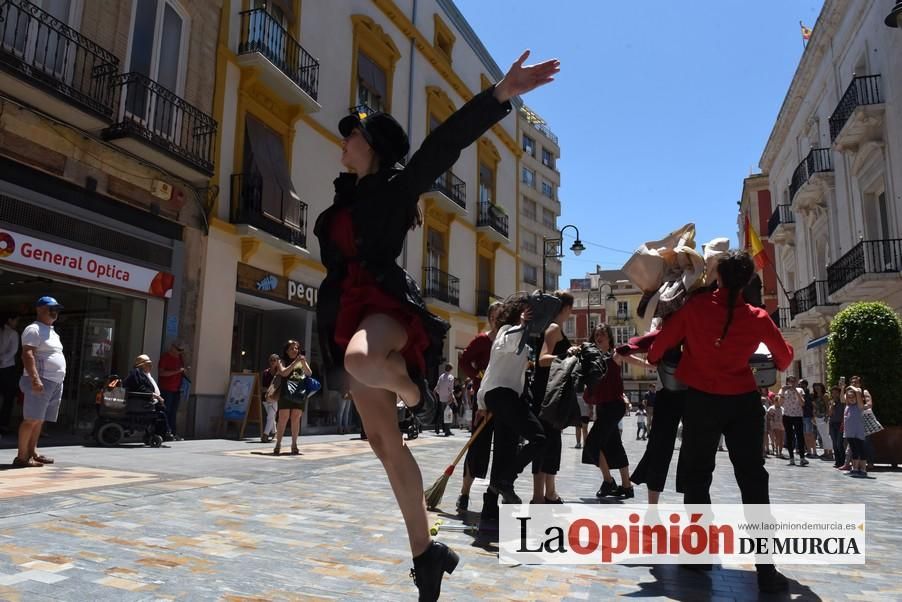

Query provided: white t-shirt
[147,372,161,397]
[0,325,18,369]
[477,324,529,410]
[436,371,455,403]
[21,321,67,383]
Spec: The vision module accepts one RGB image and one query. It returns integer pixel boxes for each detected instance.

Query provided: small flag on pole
[745,214,768,270]
[800,21,813,42]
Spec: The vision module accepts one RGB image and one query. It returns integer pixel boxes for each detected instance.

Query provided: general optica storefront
[0,179,182,433]
[193,225,336,437]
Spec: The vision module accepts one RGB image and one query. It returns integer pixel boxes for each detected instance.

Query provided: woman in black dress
[313,51,559,600]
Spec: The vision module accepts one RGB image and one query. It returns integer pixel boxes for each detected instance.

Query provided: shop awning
[806,335,830,350]
[245,116,301,226]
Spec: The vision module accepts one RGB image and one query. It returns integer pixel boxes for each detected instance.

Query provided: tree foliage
[826,302,902,426]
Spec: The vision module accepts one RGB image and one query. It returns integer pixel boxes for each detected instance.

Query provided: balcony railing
[104,72,217,174]
[770,307,792,330]
[767,204,795,237]
[476,289,496,316]
[789,148,833,201]
[423,267,460,306]
[349,103,378,118]
[827,238,902,294]
[238,7,319,101]
[0,0,119,117]
[477,202,509,238]
[231,172,307,248]
[790,280,835,319]
[829,75,882,142]
[431,170,466,210]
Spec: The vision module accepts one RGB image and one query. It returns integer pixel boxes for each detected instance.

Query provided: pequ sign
[237,263,318,309]
[0,229,174,298]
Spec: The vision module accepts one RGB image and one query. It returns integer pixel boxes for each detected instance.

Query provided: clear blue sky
[455,0,825,284]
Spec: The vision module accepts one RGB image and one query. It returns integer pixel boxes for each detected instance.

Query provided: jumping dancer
[530,291,575,504]
[313,52,559,601]
[647,250,794,593]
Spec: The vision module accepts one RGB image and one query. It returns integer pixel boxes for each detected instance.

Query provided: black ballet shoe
[404,372,435,415]
[410,541,459,602]
[488,482,521,504]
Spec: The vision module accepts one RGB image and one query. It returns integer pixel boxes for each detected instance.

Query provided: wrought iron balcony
[104,72,217,175]
[829,75,882,142]
[0,0,119,118]
[238,7,319,102]
[477,202,509,238]
[423,267,460,307]
[430,170,466,211]
[476,289,497,316]
[767,204,795,237]
[790,280,836,319]
[770,307,792,330]
[789,148,833,202]
[827,238,902,295]
[231,172,307,248]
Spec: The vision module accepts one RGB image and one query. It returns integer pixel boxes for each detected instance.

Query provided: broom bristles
[424,473,450,509]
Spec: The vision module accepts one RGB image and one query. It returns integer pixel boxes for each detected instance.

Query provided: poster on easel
[223,372,262,439]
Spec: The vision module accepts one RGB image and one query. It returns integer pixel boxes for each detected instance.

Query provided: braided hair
[714,250,755,347]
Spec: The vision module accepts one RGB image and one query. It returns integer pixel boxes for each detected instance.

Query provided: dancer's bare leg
[344,314,419,405]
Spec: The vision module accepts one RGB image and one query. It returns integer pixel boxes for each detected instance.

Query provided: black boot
[596,478,617,498]
[406,370,436,416]
[410,541,459,601]
[455,494,469,514]
[488,481,522,504]
[756,565,789,593]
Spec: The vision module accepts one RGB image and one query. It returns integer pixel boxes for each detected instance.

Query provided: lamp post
[886,0,902,28]
[542,224,585,292]
[586,281,616,342]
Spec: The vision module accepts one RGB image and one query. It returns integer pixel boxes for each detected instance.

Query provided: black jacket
[123,368,156,395]
[540,344,608,430]
[314,87,512,391]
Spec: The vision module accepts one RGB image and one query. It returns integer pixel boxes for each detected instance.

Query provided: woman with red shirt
[647,250,793,593]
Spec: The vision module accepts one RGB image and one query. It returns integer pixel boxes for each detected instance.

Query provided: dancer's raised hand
[494,50,560,103]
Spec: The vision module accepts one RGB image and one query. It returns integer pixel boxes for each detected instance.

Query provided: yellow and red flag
[744,214,768,270]
[800,22,813,42]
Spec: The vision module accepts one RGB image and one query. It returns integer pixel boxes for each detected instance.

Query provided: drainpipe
[402,0,418,270]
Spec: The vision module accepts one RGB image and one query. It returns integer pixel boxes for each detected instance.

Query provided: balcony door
[249,0,289,68]
[426,228,445,295]
[125,0,188,139]
[1,0,79,78]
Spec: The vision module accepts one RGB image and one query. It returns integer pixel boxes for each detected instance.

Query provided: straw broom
[424,414,492,510]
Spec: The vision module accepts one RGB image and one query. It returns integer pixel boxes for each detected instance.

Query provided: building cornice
[759,0,850,170]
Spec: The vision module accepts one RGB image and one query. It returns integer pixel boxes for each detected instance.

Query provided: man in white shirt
[0,313,19,434]
[13,297,66,468]
[434,364,455,436]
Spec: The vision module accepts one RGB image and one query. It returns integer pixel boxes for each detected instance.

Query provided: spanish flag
[801,21,812,42]
[745,214,768,270]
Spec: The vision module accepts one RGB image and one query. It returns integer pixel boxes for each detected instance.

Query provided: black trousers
[582,401,628,469]
[679,388,769,505]
[829,421,845,467]
[531,419,562,475]
[631,388,686,492]
[782,416,805,460]
[0,366,18,428]
[463,415,494,479]
[485,387,546,486]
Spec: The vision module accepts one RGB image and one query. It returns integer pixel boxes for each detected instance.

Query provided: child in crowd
[842,386,869,478]
[636,407,648,440]
[767,395,785,458]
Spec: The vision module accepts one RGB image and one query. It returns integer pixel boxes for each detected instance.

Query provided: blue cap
[36,296,63,310]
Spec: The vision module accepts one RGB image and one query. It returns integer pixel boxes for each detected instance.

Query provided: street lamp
[587,281,616,341]
[887,0,902,27]
[542,224,585,292]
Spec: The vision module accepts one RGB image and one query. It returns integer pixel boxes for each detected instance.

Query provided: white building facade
[758,0,902,383]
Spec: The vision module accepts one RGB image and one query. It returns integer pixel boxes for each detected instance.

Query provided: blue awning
[806,335,830,350]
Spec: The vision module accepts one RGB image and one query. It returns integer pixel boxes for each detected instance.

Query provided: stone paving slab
[0,417,898,600]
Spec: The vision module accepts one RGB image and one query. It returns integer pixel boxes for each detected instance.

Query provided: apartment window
[433,14,455,63]
[478,162,495,205]
[621,363,631,377]
[522,166,536,188]
[617,301,629,319]
[356,51,387,112]
[523,264,537,285]
[544,272,557,290]
[541,179,554,199]
[564,317,576,337]
[542,207,556,229]
[614,326,636,346]
[542,147,555,169]
[521,231,537,254]
[522,134,536,157]
[522,197,537,220]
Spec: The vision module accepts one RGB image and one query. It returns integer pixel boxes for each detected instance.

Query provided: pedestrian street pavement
[0,414,900,601]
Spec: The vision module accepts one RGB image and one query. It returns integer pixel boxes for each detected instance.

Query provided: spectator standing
[13,298,67,468]
[635,407,648,440]
[779,375,807,466]
[799,379,817,458]
[434,364,454,436]
[273,340,312,455]
[767,395,785,458]
[260,354,280,442]
[158,342,187,439]
[827,385,845,468]
[643,384,656,431]
[0,314,19,434]
[842,387,869,478]
[337,391,353,435]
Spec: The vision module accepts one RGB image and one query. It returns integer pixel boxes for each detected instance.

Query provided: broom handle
[446,412,493,469]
